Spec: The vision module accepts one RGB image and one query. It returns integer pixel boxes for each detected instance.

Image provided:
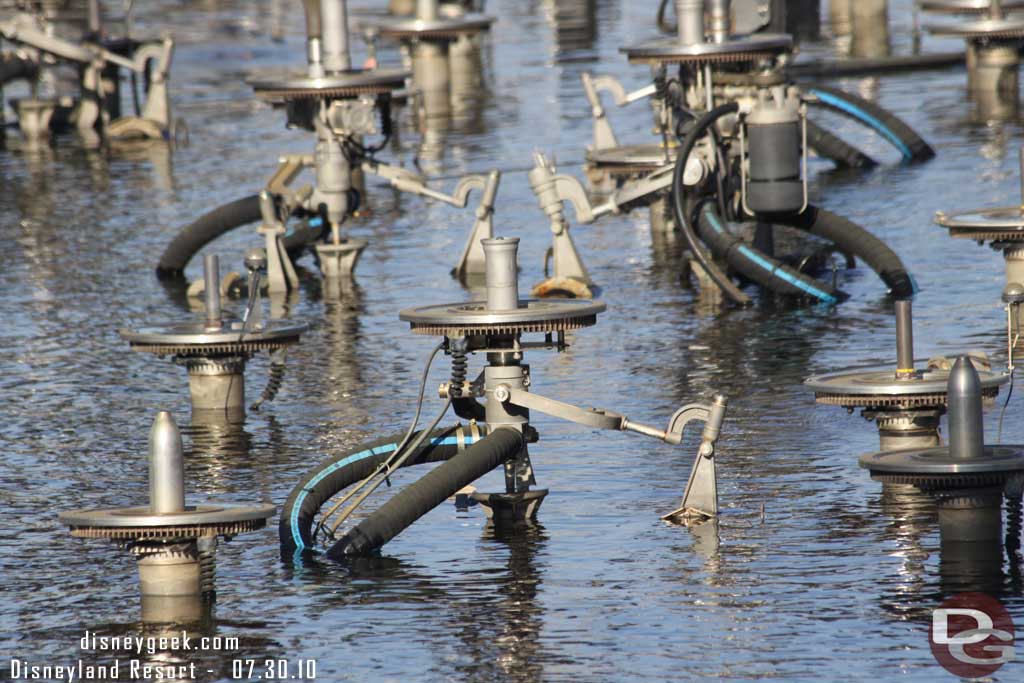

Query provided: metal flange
[936,205,1024,241]
[919,0,1024,12]
[805,366,1008,408]
[359,14,493,39]
[586,144,676,175]
[120,319,307,357]
[927,17,1024,39]
[400,298,606,336]
[860,445,1024,489]
[61,504,275,539]
[620,33,792,65]
[249,68,409,101]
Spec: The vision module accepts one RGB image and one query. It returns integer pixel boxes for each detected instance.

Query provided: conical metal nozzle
[149,412,186,514]
[947,356,985,461]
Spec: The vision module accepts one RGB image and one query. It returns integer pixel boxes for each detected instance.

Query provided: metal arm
[581,72,657,150]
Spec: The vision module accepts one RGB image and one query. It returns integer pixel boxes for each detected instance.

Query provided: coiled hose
[279,425,486,557]
[806,85,935,163]
[326,428,524,559]
[156,195,325,279]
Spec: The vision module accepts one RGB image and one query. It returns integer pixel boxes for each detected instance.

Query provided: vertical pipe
[947,356,985,461]
[482,237,520,311]
[707,0,730,43]
[417,0,439,22]
[1019,146,1023,206]
[321,0,351,73]
[991,0,1004,20]
[676,0,705,46]
[895,299,914,378]
[149,412,186,514]
[302,0,324,76]
[203,254,221,328]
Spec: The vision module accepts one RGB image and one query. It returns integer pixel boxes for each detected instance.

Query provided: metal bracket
[528,153,595,290]
[256,190,300,294]
[581,72,656,150]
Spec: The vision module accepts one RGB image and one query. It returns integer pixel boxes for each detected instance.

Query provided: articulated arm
[581,72,657,150]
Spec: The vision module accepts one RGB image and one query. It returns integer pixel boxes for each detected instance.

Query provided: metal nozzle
[149,412,186,515]
[320,0,351,73]
[895,300,915,378]
[482,237,520,312]
[947,356,985,461]
[417,0,438,22]
[244,247,268,275]
[708,0,730,43]
[203,254,221,329]
[676,0,705,46]
[701,395,728,444]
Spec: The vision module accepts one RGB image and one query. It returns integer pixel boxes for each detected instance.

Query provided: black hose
[696,203,847,304]
[279,425,479,557]
[672,102,752,305]
[806,85,935,163]
[326,428,524,559]
[806,118,878,170]
[773,205,916,300]
[0,54,35,86]
[156,195,324,279]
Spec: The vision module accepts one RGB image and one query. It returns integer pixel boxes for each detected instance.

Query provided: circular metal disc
[400,298,606,335]
[360,14,493,39]
[936,206,1024,242]
[926,17,1024,37]
[120,319,307,351]
[59,503,276,529]
[250,68,408,100]
[919,0,1024,13]
[805,366,1008,398]
[586,144,676,172]
[621,34,792,64]
[859,445,1024,475]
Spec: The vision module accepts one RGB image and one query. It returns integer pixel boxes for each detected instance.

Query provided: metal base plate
[936,205,1024,241]
[360,14,493,39]
[250,68,409,101]
[919,0,1024,13]
[860,445,1024,489]
[621,33,793,64]
[586,143,676,174]
[121,319,306,356]
[927,17,1024,38]
[60,503,276,539]
[400,298,605,336]
[805,366,1008,408]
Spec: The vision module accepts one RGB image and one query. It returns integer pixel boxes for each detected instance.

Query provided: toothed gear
[936,206,1024,243]
[60,503,275,540]
[919,0,1024,12]
[860,445,1024,490]
[361,14,494,39]
[120,319,306,357]
[400,298,605,337]
[69,519,267,540]
[927,17,1024,39]
[621,34,792,65]
[176,356,247,374]
[805,367,1008,408]
[126,541,198,557]
[249,68,408,101]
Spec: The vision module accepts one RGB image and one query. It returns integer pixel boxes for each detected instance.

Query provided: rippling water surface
[2,1,1024,681]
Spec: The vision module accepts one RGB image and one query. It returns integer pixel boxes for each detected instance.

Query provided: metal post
[947,356,985,461]
[895,300,914,378]
[707,0,730,43]
[482,238,520,311]
[203,254,222,330]
[148,412,186,515]
[677,0,705,46]
[321,0,351,73]
[850,0,889,59]
[417,0,439,21]
[302,0,324,77]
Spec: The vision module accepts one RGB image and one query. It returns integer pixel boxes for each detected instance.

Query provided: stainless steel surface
[936,205,1024,236]
[676,0,704,45]
[59,503,277,530]
[621,33,792,64]
[805,366,1009,398]
[947,356,985,460]
[321,0,351,73]
[859,445,1024,475]
[249,67,408,99]
[148,412,185,515]
[359,13,493,38]
[482,237,520,312]
[918,0,1024,12]
[400,298,605,335]
[926,16,1024,36]
[895,300,915,376]
[203,254,222,330]
[120,319,307,353]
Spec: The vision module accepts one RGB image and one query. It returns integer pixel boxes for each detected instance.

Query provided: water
[1,1,1023,681]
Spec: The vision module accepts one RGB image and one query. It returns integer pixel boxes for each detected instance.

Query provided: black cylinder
[747,121,804,214]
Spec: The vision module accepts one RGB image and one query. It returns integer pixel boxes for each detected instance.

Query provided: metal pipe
[947,356,985,461]
[895,299,914,378]
[991,0,1004,21]
[708,0,729,43]
[148,412,186,514]
[321,0,351,73]
[203,254,221,329]
[1019,146,1023,206]
[302,0,324,75]
[482,238,520,311]
[676,0,705,46]
[417,0,439,22]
